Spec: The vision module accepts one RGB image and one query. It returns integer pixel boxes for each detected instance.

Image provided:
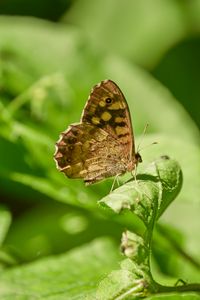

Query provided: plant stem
[153,282,200,293]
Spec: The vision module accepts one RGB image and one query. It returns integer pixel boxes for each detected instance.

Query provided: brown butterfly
[54,80,142,185]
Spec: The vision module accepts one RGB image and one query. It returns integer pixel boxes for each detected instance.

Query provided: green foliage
[0,1,200,299]
[0,238,121,299]
[95,157,184,299]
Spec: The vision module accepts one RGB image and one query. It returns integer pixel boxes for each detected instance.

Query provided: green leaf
[138,134,200,205]
[100,156,182,226]
[0,238,121,299]
[0,206,14,269]
[95,259,200,300]
[121,231,147,263]
[139,135,200,281]
[94,258,149,300]
[64,0,188,68]
[0,206,11,247]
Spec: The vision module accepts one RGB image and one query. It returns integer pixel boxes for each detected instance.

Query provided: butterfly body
[54,80,142,185]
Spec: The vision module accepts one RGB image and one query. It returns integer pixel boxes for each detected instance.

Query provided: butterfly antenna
[136,123,149,153]
[136,123,157,153]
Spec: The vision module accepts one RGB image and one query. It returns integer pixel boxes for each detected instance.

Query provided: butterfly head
[135,152,142,164]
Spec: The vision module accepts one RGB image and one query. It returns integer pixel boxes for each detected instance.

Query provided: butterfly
[54,80,142,185]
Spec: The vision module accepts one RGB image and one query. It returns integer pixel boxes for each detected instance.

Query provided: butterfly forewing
[81,80,135,160]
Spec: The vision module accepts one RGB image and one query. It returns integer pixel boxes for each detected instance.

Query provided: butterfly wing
[54,80,138,185]
[54,123,128,184]
[81,80,136,161]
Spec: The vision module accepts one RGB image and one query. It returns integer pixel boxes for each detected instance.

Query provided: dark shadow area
[152,37,200,129]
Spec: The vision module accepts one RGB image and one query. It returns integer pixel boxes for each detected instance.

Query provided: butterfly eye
[105,98,112,104]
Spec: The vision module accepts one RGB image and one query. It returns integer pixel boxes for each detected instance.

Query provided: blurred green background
[0,0,200,295]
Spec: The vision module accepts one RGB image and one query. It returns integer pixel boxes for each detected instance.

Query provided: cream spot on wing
[60,165,70,172]
[103,79,109,84]
[107,102,121,110]
[80,169,87,176]
[108,101,126,110]
[57,139,66,146]
[92,116,100,125]
[115,126,129,136]
[93,129,108,141]
[101,111,112,121]
[122,102,126,108]
[115,117,124,123]
[99,100,106,107]
[96,82,101,88]
[118,136,130,144]
[55,151,62,159]
[89,104,96,113]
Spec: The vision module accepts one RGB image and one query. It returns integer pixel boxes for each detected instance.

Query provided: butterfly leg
[131,165,138,183]
[116,176,120,187]
[110,174,120,193]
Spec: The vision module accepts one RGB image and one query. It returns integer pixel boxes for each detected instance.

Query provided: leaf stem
[153,282,200,293]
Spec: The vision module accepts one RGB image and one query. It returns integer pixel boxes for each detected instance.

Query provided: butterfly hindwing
[54,123,129,184]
